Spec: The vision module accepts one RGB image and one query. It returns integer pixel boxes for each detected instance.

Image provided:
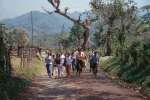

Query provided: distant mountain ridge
[1,11,82,36]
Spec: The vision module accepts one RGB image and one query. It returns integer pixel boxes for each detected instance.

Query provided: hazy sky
[0,0,149,20]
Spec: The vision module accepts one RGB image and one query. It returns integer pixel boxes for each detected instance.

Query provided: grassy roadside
[0,56,44,100]
[100,57,150,99]
[12,56,44,79]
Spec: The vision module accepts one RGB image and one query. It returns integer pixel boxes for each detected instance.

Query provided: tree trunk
[82,29,90,50]
[6,47,11,75]
[104,18,114,56]
[0,29,11,76]
[46,0,93,50]
[0,38,5,74]
[105,39,111,56]
[105,30,111,56]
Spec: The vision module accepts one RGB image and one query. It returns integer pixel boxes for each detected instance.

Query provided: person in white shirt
[65,53,73,78]
[60,53,65,77]
[72,50,79,72]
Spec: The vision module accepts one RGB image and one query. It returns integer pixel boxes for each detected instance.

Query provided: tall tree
[69,24,84,47]
[14,28,30,47]
[0,24,11,76]
[92,22,105,47]
[57,32,70,50]
[44,0,97,49]
[91,0,138,56]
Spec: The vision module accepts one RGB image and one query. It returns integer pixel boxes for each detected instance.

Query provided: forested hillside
[1,11,82,35]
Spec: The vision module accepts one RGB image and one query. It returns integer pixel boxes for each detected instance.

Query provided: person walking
[81,50,87,72]
[60,53,65,77]
[91,51,99,77]
[54,54,61,79]
[45,53,53,78]
[76,48,86,77]
[65,53,72,78]
[51,54,55,77]
[89,49,95,72]
[72,50,78,73]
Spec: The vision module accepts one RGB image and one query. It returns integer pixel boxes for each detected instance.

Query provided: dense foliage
[0,24,43,99]
[0,24,11,77]
[56,24,84,50]
[91,0,150,96]
[101,39,150,96]
[120,39,150,85]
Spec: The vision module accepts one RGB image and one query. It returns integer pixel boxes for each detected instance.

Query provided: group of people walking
[44,48,99,79]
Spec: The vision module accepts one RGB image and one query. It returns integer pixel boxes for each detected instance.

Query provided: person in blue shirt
[45,53,53,78]
[91,51,99,77]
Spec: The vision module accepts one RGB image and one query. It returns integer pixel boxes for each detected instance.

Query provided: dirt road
[19,68,147,100]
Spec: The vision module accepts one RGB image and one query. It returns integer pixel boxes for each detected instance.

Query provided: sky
[0,0,150,20]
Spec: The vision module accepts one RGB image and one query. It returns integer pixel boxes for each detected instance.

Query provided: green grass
[100,57,150,98]
[0,57,43,100]
[142,76,150,98]
[11,56,44,79]
[21,58,44,79]
[0,76,29,100]
[100,57,121,76]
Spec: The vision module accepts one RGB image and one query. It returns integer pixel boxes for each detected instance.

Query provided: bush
[0,57,43,100]
[101,38,150,97]
[0,76,29,100]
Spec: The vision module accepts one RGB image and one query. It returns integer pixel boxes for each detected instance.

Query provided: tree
[91,0,138,56]
[69,24,84,47]
[91,0,118,55]
[57,32,70,50]
[92,22,105,47]
[44,0,97,49]
[55,24,84,50]
[0,24,11,76]
[14,28,30,47]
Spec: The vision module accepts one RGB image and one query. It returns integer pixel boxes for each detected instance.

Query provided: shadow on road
[19,72,146,100]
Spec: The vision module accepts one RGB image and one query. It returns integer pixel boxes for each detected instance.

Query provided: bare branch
[48,0,60,9]
[56,0,60,9]
[64,7,69,14]
[46,0,97,49]
[48,0,55,8]
[47,0,94,29]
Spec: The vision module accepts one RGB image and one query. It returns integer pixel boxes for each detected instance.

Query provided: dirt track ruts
[19,68,147,100]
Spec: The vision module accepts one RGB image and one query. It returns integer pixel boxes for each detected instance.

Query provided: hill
[1,11,82,36]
